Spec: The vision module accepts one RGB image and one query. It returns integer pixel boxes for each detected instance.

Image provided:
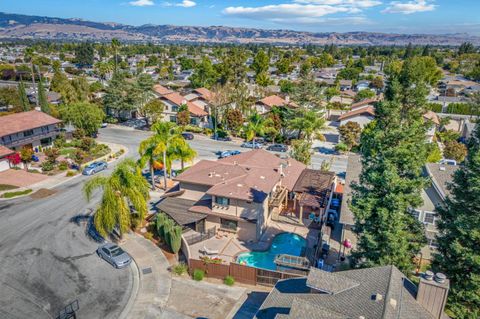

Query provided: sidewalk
[119,233,172,319]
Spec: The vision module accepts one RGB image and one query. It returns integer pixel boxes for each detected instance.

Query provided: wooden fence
[188,258,305,287]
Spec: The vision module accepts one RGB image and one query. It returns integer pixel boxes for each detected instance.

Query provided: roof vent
[260,176,265,179]
[439,166,446,171]
[208,173,213,177]
[372,293,383,301]
[389,298,397,309]
[424,270,434,281]
[434,272,447,284]
[237,184,243,187]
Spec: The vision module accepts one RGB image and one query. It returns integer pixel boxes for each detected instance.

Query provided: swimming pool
[236,233,307,270]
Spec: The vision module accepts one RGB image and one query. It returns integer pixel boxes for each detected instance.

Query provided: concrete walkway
[119,233,172,319]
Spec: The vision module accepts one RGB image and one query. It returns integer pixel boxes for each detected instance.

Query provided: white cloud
[382,0,436,14]
[129,0,155,6]
[223,0,380,25]
[164,0,196,7]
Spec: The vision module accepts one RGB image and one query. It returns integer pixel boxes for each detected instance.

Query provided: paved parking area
[0,169,47,187]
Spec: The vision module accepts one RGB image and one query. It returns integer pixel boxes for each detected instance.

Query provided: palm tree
[139,122,184,190]
[111,38,121,73]
[172,140,197,170]
[83,158,150,238]
[244,112,266,147]
[289,109,326,142]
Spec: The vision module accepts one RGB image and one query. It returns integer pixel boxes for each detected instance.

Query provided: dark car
[211,133,232,141]
[182,132,194,140]
[82,161,108,176]
[219,150,241,158]
[267,144,288,152]
[97,243,132,269]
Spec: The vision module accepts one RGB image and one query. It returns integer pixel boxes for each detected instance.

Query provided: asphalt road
[0,126,347,319]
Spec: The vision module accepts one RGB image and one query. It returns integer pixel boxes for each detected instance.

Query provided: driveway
[0,169,47,188]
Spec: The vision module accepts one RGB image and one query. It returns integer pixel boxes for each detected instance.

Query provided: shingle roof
[339,155,362,225]
[306,268,359,294]
[153,84,173,95]
[425,163,457,199]
[0,111,62,137]
[338,106,375,121]
[256,265,435,319]
[258,95,298,109]
[156,197,207,225]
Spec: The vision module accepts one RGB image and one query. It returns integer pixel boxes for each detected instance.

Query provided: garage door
[0,159,10,172]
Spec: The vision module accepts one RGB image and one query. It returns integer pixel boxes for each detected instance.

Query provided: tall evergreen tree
[18,81,30,111]
[433,124,480,319]
[350,58,437,274]
[37,78,50,114]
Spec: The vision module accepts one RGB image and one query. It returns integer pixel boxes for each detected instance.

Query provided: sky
[1,0,479,35]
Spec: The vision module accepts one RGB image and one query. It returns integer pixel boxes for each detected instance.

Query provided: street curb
[118,253,141,319]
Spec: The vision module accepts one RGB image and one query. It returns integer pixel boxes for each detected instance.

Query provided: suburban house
[154,85,209,126]
[339,156,457,261]
[255,95,298,115]
[184,87,214,112]
[0,110,62,152]
[256,265,450,319]
[156,150,336,243]
[0,145,15,172]
[338,105,375,128]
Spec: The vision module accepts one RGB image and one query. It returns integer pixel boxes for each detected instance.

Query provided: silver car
[97,243,132,269]
[82,161,108,176]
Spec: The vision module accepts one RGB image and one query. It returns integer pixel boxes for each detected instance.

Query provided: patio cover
[156,197,207,226]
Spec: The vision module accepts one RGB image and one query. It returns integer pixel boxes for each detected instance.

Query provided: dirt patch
[0,169,47,187]
[30,188,57,199]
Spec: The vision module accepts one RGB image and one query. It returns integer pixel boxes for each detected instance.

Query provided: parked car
[82,161,108,176]
[97,243,132,269]
[182,132,194,140]
[267,144,288,152]
[219,150,241,158]
[211,134,232,141]
[326,209,338,228]
[241,141,262,149]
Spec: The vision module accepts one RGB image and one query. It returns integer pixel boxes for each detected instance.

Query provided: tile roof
[153,84,173,95]
[162,92,208,117]
[193,87,214,101]
[0,145,14,158]
[339,155,362,225]
[256,265,435,319]
[175,150,306,203]
[0,111,62,137]
[338,106,375,121]
[259,95,298,109]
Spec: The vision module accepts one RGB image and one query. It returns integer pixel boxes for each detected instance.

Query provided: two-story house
[157,150,306,242]
[0,110,62,152]
[255,95,298,115]
[153,84,208,126]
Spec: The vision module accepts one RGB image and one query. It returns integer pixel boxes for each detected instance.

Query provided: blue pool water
[236,233,306,270]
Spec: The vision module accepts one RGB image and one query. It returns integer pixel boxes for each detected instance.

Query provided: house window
[172,105,179,112]
[410,210,420,221]
[220,218,237,231]
[215,196,230,206]
[23,129,34,137]
[424,212,437,225]
[429,238,439,249]
[169,115,177,123]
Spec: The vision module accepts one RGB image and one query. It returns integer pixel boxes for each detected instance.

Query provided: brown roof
[153,84,173,95]
[193,88,214,102]
[0,145,14,158]
[259,95,298,109]
[339,155,362,226]
[0,111,62,137]
[175,149,306,203]
[423,111,440,126]
[162,92,208,117]
[350,98,377,110]
[425,163,457,199]
[293,169,335,209]
[338,106,375,121]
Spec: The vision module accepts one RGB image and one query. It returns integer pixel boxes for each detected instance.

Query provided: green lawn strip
[0,184,19,191]
[1,189,33,198]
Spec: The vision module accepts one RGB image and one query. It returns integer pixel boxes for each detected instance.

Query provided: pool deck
[189,220,320,265]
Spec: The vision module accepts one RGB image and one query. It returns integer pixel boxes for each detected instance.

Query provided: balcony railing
[4,130,59,148]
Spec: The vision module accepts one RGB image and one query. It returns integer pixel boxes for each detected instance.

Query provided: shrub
[66,170,77,177]
[184,125,203,133]
[41,161,55,172]
[58,161,68,171]
[0,184,18,191]
[193,268,205,281]
[335,142,349,153]
[172,263,188,276]
[144,232,153,240]
[1,189,32,198]
[224,275,235,286]
[203,128,213,136]
[105,116,118,124]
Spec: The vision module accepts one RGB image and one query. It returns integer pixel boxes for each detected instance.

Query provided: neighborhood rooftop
[0,110,62,137]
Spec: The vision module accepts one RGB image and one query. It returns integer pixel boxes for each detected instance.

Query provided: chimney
[182,99,187,105]
[416,272,450,319]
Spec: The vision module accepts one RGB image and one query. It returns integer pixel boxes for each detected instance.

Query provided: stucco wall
[205,215,257,242]
[179,182,211,201]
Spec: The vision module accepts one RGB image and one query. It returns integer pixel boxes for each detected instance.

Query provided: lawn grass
[1,189,33,198]
[0,184,18,191]
[59,147,77,157]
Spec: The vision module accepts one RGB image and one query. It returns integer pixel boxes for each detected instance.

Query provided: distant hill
[1,12,479,46]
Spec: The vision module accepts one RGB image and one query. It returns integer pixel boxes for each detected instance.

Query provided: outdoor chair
[201,246,219,255]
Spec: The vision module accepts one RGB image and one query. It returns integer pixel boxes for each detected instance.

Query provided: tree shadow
[69,210,106,244]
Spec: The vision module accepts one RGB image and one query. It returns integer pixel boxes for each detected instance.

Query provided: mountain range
[1,12,479,46]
